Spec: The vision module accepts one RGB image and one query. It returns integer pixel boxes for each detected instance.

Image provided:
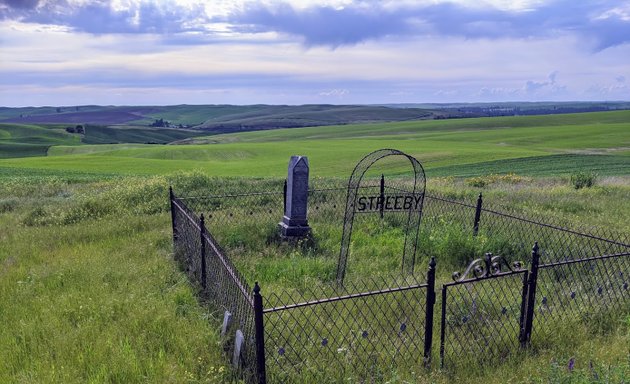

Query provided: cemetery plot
[169,149,629,383]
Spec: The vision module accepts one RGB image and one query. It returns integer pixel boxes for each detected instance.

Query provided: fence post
[199,214,207,290]
[423,256,436,367]
[521,242,540,347]
[253,282,267,384]
[517,269,530,347]
[169,186,178,244]
[439,285,447,368]
[473,193,483,236]
[379,174,385,219]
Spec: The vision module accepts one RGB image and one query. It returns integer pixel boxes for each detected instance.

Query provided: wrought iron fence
[170,183,629,383]
[262,265,435,383]
[421,192,629,265]
[439,253,529,369]
[530,251,630,349]
[171,189,261,382]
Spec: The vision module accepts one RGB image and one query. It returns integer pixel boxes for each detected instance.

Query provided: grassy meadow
[0,110,629,383]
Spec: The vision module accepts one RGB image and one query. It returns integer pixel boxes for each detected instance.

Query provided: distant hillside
[3,110,627,177]
[80,125,206,145]
[0,106,154,125]
[0,123,81,158]
[383,101,630,117]
[0,122,207,158]
[195,105,436,133]
[2,102,628,137]
[0,104,438,132]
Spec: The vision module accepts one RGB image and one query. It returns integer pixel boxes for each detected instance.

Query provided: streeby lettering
[356,195,423,212]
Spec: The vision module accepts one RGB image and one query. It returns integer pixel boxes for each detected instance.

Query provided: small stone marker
[279,155,311,237]
[221,311,232,337]
[232,329,244,368]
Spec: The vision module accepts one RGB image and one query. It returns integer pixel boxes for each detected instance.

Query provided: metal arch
[336,149,427,284]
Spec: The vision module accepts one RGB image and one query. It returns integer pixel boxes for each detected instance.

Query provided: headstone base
[278,221,311,238]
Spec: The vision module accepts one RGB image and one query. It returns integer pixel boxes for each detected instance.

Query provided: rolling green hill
[0,123,81,158]
[79,125,206,145]
[0,104,437,130]
[190,110,630,143]
[1,110,628,178]
[0,123,207,158]
[194,104,435,132]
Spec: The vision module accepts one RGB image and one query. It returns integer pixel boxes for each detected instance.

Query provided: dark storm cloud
[1,0,629,51]
[0,0,210,35]
[0,0,41,9]
[226,3,412,47]
[226,0,630,50]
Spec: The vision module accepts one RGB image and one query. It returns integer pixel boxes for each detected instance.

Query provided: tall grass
[0,173,232,383]
[1,172,627,383]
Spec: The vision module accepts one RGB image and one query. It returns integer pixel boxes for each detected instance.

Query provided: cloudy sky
[0,0,629,106]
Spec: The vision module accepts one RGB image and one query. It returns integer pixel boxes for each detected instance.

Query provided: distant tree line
[149,118,188,129]
[442,105,621,118]
[65,125,85,134]
[150,118,170,127]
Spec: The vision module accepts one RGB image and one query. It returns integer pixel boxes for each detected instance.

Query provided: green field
[0,122,208,159]
[1,111,629,177]
[0,110,628,383]
[79,125,206,145]
[0,104,438,131]
[0,123,81,158]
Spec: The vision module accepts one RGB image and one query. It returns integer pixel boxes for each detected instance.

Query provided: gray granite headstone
[279,155,311,237]
[221,311,232,337]
[232,329,244,368]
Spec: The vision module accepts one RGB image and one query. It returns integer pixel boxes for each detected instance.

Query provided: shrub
[0,198,18,213]
[22,206,49,226]
[465,173,528,188]
[466,177,488,188]
[570,172,597,189]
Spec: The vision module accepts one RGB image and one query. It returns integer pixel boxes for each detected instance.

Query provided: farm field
[0,111,628,383]
[1,110,629,178]
[0,123,207,155]
[0,104,439,131]
[0,123,81,158]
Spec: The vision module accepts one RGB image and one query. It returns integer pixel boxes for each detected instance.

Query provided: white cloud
[1,1,629,105]
[318,88,349,97]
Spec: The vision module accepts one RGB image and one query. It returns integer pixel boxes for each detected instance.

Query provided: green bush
[570,172,597,189]
[0,198,18,213]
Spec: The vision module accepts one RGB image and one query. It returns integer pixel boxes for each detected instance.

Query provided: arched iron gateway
[336,149,427,284]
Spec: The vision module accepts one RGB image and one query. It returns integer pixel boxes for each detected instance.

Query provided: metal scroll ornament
[452,252,523,282]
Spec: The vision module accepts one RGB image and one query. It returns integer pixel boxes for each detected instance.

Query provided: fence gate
[439,253,529,369]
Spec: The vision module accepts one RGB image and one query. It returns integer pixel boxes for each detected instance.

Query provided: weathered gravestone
[336,149,426,284]
[220,311,232,337]
[279,155,311,238]
[232,329,244,368]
